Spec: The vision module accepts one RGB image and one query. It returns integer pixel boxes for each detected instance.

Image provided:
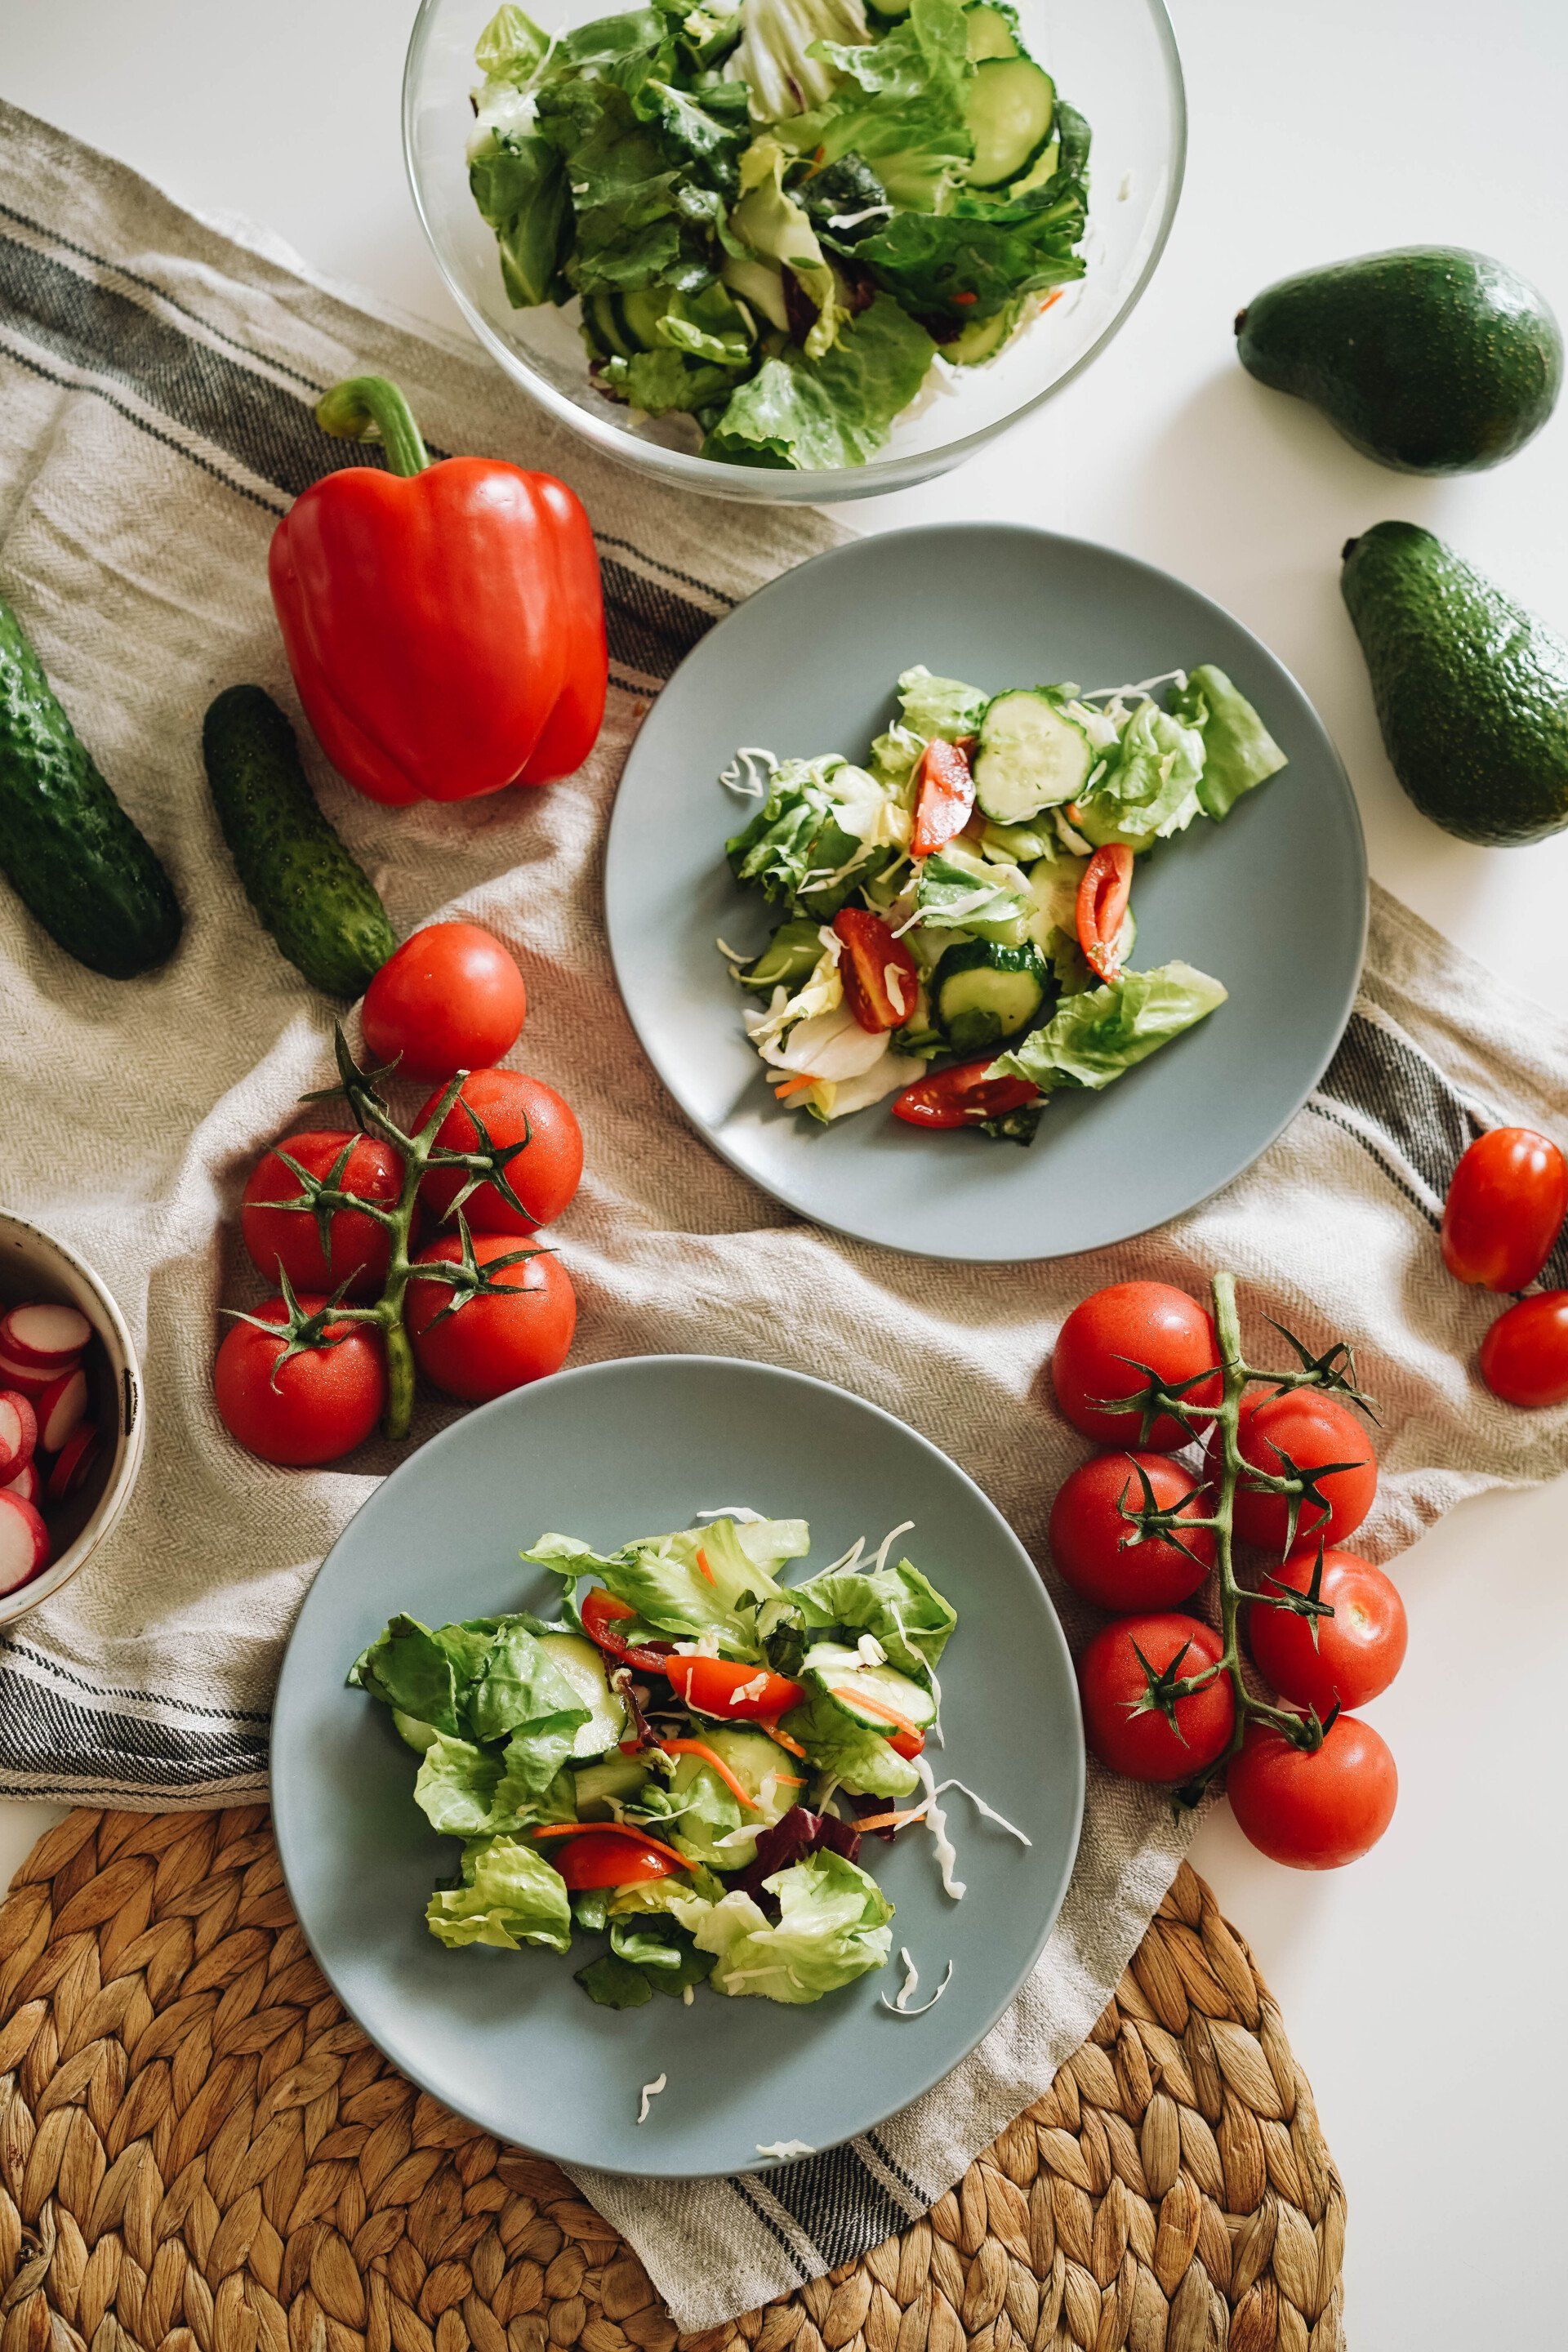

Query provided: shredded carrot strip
[763,1723,808,1759]
[846,1806,925,1833]
[831,1685,924,1742]
[772,1073,818,1099]
[660,1738,761,1812]
[695,1547,716,1586]
[530,1823,688,1869]
[771,1774,807,1788]
[1040,288,1064,313]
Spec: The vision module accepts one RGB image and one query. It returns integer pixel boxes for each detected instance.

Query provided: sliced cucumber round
[572,1752,650,1816]
[803,1641,938,1731]
[933,937,1050,1054]
[582,287,635,359]
[946,304,1018,367]
[392,1709,439,1754]
[964,2,1021,61]
[1005,136,1060,198]
[617,284,670,351]
[668,1726,799,1867]
[533,1631,629,1757]
[973,690,1094,822]
[964,58,1055,189]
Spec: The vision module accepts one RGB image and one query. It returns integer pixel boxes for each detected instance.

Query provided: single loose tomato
[242,1129,402,1298]
[1053,1282,1222,1451]
[1478,1290,1568,1408]
[1214,1390,1377,1554]
[891,1058,1039,1129]
[1049,1452,1214,1611]
[664,1655,805,1719]
[362,921,528,1080]
[405,1232,576,1401]
[1441,1127,1567,1293]
[1078,1613,1233,1783]
[1245,1549,1406,1717]
[214,1296,385,1466]
[550,1829,683,1891]
[1227,1714,1396,1869]
[416,1068,583,1233]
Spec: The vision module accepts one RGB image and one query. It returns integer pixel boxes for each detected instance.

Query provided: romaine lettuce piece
[702,295,935,471]
[990,960,1227,1093]
[792,1554,956,1676]
[897,665,989,742]
[1172,664,1289,821]
[525,1517,808,1657]
[349,1613,501,1736]
[726,136,842,358]
[425,1837,573,1953]
[911,845,1029,940]
[801,0,973,207]
[602,348,742,413]
[857,179,1086,321]
[726,752,906,911]
[725,0,872,119]
[779,1684,922,1797]
[690,1851,893,2001]
[1072,700,1206,852]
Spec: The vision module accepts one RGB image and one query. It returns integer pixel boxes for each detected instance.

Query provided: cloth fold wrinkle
[2,96,1566,2334]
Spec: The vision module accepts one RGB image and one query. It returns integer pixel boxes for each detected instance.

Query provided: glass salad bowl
[403,0,1186,503]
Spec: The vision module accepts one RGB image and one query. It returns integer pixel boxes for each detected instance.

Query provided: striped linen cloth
[2,99,1566,2331]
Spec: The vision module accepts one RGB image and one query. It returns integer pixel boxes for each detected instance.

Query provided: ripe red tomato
[664,1655,805,1719]
[552,1830,683,1891]
[1212,1390,1377,1554]
[1226,1714,1396,1869]
[1053,1283,1222,1451]
[1077,1613,1233,1783]
[1049,1452,1214,1611]
[405,1232,577,1401]
[416,1069,583,1234]
[1441,1127,1567,1293]
[1245,1549,1406,1717]
[241,1130,402,1298]
[1478,1290,1568,1409]
[361,922,528,1080]
[214,1296,385,1466]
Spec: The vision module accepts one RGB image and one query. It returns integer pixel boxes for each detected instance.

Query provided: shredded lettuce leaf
[425,1837,574,1953]
[703,295,936,471]
[1173,664,1290,822]
[792,1553,956,1676]
[690,1851,894,2001]
[991,960,1228,1093]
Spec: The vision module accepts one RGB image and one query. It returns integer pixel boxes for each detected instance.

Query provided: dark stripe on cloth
[1316,1011,1481,1213]
[0,226,725,688]
[751,2140,911,2266]
[730,2178,813,2283]
[0,1663,267,1789]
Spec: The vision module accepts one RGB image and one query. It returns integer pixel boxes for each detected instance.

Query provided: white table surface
[5,0,1567,2339]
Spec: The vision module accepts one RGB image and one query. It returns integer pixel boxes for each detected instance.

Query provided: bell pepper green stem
[315,376,432,479]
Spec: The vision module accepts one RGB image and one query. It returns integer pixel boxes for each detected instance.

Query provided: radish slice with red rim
[0,1351,53,1401]
[0,1492,50,1593]
[0,1391,38,1479]
[1,1460,42,1508]
[46,1423,100,1504]
[37,1366,88,1454]
[0,1302,91,1370]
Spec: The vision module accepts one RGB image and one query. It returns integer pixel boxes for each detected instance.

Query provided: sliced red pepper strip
[579,1587,671,1676]
[1076,844,1134,981]
[833,907,919,1033]
[911,737,976,858]
[892,1059,1040,1131]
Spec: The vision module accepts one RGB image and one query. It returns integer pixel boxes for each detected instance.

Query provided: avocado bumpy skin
[1341,521,1568,847]
[1237,247,1563,475]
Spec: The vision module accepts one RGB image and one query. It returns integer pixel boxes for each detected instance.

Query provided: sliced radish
[2,1460,42,1507]
[0,1301,91,1370]
[0,1391,38,1479]
[0,1492,50,1593]
[0,1351,54,1401]
[46,1423,100,1504]
[36,1366,88,1454]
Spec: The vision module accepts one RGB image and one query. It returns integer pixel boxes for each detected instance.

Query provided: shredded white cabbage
[719,746,777,797]
[756,2139,817,2159]
[636,2074,667,2124]
[880,1947,955,2016]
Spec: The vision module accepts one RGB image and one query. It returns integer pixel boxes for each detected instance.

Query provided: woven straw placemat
[0,1809,1343,2351]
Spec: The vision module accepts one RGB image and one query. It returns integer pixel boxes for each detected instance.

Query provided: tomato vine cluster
[1049,1274,1405,1870]
[213,924,583,1468]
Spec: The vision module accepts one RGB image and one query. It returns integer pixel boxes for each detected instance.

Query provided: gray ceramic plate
[271,1356,1085,2179]
[605,523,1366,1261]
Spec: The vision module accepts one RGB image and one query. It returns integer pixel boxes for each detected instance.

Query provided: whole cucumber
[0,593,183,978]
[203,684,396,999]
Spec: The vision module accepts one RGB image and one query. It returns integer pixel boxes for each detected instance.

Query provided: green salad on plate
[720,661,1289,1138]
[352,1510,1012,2008]
[465,0,1092,467]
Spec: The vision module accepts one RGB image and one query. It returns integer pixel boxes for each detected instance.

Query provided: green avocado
[1236,247,1562,474]
[1341,521,1568,846]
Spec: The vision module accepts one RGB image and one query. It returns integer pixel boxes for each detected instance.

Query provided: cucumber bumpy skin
[203,684,396,1000]
[0,593,183,978]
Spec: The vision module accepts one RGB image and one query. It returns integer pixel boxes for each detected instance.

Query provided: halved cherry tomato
[911,739,975,858]
[579,1588,671,1675]
[833,907,919,1033]
[1441,1127,1568,1292]
[1076,844,1134,981]
[547,1828,685,1891]
[892,1058,1040,1130]
[888,1724,925,1761]
[664,1654,804,1720]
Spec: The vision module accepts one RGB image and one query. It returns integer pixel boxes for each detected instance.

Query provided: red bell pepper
[268,376,607,805]
[1076,844,1134,981]
[892,1058,1040,1129]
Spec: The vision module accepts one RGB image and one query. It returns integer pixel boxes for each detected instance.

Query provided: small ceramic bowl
[0,1212,145,1625]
